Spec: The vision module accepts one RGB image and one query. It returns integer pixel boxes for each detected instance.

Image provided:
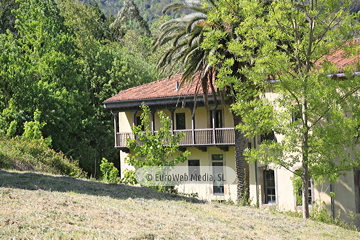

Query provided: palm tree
[153,1,217,101]
[153,0,250,204]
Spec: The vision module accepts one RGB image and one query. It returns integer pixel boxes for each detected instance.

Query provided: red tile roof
[321,40,360,72]
[104,45,359,104]
[322,49,360,72]
[103,73,208,103]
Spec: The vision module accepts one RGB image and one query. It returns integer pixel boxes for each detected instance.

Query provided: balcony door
[210,110,223,144]
[176,113,186,130]
[210,110,223,128]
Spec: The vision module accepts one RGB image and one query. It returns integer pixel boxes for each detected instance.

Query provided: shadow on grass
[0,169,205,203]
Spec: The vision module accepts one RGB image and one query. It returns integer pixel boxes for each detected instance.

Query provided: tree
[23,109,52,147]
[4,0,91,165]
[153,1,217,98]
[155,0,262,204]
[222,0,360,218]
[124,104,190,192]
[153,0,252,204]
[0,0,18,35]
[0,0,160,177]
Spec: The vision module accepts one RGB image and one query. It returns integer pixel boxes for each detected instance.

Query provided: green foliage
[0,134,85,177]
[208,0,360,218]
[6,120,17,137]
[121,169,138,185]
[126,104,190,167]
[22,109,52,147]
[282,202,358,231]
[100,158,119,183]
[291,172,303,206]
[0,0,18,35]
[0,0,159,177]
[125,104,190,191]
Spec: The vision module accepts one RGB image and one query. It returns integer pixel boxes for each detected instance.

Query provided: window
[188,160,200,180]
[212,154,223,161]
[212,154,224,195]
[176,113,186,130]
[299,179,313,205]
[293,170,313,206]
[260,131,277,143]
[210,110,223,128]
[291,107,301,122]
[354,168,360,213]
[264,170,276,204]
[136,116,144,131]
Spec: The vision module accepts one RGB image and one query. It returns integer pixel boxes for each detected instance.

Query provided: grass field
[0,169,359,240]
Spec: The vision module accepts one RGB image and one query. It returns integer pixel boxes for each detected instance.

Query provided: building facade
[104,73,360,227]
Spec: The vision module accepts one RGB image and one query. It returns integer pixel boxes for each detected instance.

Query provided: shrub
[0,134,85,177]
[100,158,119,183]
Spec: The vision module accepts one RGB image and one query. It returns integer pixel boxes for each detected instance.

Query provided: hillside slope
[0,136,85,177]
[1,170,359,239]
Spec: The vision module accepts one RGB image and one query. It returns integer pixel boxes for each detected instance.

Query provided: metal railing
[115,128,235,148]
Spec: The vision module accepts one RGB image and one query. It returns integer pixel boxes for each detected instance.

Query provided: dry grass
[0,170,359,240]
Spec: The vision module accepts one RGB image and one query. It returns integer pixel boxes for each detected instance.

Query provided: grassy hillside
[1,170,359,239]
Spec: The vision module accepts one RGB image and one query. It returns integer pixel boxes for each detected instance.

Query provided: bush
[282,201,358,231]
[0,135,85,177]
[100,158,119,183]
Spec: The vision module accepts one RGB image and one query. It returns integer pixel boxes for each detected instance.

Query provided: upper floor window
[176,113,186,130]
[260,131,277,143]
[210,110,223,128]
[136,116,144,131]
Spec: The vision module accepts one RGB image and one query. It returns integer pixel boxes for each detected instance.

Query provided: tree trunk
[302,161,310,219]
[233,113,250,205]
[301,94,310,219]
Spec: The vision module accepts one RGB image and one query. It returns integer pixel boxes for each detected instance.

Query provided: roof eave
[103,94,220,111]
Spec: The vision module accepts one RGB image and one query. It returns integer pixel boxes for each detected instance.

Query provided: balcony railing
[115,128,235,148]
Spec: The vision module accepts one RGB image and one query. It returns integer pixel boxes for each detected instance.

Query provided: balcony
[115,128,235,150]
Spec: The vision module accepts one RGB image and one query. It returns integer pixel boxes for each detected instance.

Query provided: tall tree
[153,1,216,98]
[58,0,160,175]
[219,0,360,218]
[2,0,91,167]
[0,0,160,177]
[153,0,252,204]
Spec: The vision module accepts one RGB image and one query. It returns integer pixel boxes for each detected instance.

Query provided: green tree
[154,0,253,204]
[223,0,360,218]
[0,0,18,35]
[23,109,52,147]
[153,1,216,95]
[10,0,88,154]
[0,0,160,177]
[125,104,190,191]
[100,158,119,183]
